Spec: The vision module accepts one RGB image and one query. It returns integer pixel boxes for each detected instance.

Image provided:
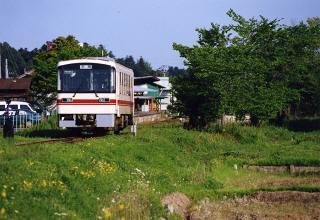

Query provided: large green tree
[172,10,320,128]
[286,18,320,117]
[31,35,110,106]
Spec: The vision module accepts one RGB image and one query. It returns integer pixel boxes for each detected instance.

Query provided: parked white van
[0,101,37,116]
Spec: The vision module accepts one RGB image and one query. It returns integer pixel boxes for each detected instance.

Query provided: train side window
[125,74,127,95]
[120,72,122,94]
[121,72,124,95]
[127,75,130,95]
[126,75,129,95]
[128,75,131,96]
[122,73,124,95]
[124,74,128,95]
[124,73,126,95]
[129,76,132,96]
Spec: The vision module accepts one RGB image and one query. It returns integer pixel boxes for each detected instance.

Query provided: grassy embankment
[0,120,319,219]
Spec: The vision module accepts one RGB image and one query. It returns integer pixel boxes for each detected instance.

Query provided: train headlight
[99,98,109,103]
[62,98,73,103]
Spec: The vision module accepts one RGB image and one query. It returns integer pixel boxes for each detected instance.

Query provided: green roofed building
[134,76,165,113]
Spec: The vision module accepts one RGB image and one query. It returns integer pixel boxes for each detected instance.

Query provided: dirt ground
[258,176,320,188]
[190,191,320,220]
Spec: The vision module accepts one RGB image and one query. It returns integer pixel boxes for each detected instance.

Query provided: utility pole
[5,58,9,79]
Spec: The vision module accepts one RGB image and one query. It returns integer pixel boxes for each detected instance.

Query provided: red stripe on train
[57,99,133,105]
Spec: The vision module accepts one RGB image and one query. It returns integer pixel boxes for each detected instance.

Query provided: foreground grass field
[0,121,319,219]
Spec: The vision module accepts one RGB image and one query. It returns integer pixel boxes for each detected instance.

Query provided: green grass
[0,122,319,219]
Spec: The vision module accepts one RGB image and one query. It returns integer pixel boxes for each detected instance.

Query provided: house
[134,76,165,113]
[0,78,32,101]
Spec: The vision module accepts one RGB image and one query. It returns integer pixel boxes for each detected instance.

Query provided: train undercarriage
[59,114,133,134]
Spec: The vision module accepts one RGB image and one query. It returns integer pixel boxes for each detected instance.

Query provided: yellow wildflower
[102,207,112,218]
[118,203,125,210]
[0,208,5,215]
[96,161,116,173]
[79,170,95,178]
[1,191,6,198]
[23,180,32,191]
[25,160,34,166]
[41,180,48,187]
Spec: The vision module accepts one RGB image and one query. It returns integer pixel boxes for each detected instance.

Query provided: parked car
[0,101,41,127]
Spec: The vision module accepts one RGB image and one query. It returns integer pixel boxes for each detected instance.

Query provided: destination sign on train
[80,64,92,69]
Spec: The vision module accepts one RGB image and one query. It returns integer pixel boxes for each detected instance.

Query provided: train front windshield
[58,63,115,93]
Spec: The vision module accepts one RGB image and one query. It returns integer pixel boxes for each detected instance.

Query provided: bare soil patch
[236,191,320,203]
[190,191,320,220]
[258,177,320,188]
[244,165,320,174]
[161,192,191,219]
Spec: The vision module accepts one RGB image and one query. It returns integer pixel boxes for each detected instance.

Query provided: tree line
[0,42,38,77]
[171,10,320,128]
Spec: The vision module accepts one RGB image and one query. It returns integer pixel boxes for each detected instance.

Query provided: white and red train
[57,57,134,133]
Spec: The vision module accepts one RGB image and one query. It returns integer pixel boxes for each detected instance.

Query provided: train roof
[57,57,133,72]
[57,57,114,66]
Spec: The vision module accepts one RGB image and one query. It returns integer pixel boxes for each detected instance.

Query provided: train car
[57,57,134,133]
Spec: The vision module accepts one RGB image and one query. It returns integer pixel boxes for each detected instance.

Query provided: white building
[154,77,172,111]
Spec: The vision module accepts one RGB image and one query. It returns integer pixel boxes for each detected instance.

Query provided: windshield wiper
[93,89,99,98]
[72,80,85,97]
[72,88,80,97]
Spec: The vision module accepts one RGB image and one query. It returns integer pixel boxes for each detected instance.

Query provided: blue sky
[0,0,319,68]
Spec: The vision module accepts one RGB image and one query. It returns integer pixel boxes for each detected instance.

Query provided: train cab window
[93,69,113,92]
[61,69,91,91]
[59,64,115,93]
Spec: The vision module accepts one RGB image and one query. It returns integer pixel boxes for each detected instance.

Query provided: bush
[18,115,65,138]
[286,118,320,132]
[208,123,262,144]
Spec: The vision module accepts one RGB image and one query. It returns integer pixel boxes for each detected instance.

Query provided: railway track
[14,137,85,146]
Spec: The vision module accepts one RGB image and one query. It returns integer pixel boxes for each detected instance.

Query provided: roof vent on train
[83,57,115,62]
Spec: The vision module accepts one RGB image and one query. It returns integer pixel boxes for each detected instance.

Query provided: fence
[0,114,41,132]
